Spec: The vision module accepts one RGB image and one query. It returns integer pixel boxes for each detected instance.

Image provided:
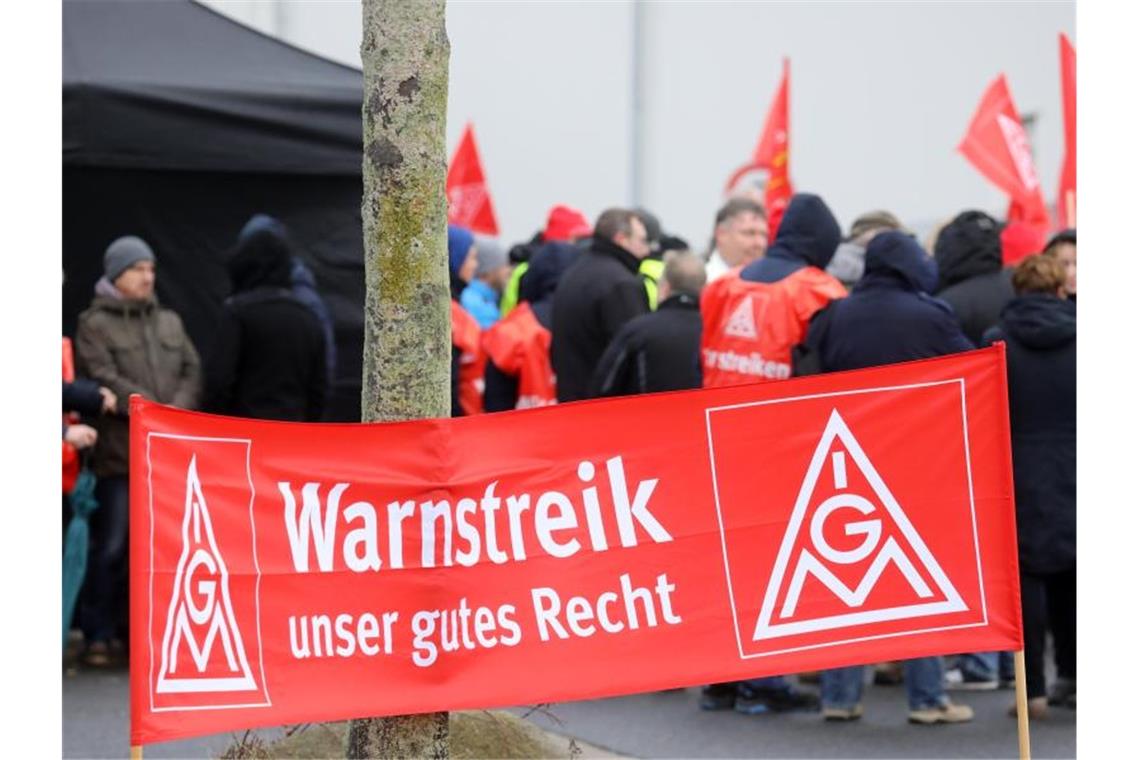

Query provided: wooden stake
[1014,649,1032,760]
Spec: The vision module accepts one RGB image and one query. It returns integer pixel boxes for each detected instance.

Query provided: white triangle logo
[724,296,759,339]
[156,455,258,694]
[753,409,966,641]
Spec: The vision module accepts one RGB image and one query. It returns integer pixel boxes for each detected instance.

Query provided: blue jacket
[460,279,501,329]
[740,193,841,284]
[805,231,973,372]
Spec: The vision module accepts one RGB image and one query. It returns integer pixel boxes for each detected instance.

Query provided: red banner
[446,122,500,236]
[130,347,1021,745]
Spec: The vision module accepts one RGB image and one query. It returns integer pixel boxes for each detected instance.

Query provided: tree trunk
[349,0,450,757]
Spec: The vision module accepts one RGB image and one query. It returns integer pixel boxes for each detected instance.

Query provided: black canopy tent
[64,0,367,421]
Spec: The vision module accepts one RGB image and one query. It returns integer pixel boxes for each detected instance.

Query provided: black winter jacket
[208,230,327,421]
[934,210,1014,346]
[936,270,1015,347]
[804,231,973,371]
[983,295,1076,574]
[551,236,650,402]
[591,293,702,397]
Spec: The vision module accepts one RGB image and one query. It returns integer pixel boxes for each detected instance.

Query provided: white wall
[199,0,1074,246]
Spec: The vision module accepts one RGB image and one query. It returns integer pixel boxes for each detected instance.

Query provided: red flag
[1057,33,1076,229]
[724,59,794,236]
[958,74,1050,240]
[446,123,500,236]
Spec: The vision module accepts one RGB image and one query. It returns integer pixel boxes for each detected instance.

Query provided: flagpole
[1065,190,1076,228]
[1014,649,1032,760]
[130,746,142,759]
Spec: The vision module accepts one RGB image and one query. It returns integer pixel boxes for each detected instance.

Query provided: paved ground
[64,666,1074,759]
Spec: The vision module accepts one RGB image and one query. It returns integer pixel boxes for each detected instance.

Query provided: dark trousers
[80,475,130,644]
[1021,565,1076,698]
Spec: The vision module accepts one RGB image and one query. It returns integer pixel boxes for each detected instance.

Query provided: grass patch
[220,711,589,759]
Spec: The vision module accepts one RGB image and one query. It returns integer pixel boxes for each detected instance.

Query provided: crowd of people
[442,192,1075,725]
[61,188,1076,727]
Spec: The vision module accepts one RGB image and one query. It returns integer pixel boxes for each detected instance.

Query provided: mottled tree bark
[349,0,450,757]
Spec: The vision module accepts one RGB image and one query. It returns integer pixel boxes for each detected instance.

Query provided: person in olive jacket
[75,236,201,665]
[983,254,1076,718]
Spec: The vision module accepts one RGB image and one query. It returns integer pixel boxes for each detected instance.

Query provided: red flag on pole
[724,59,794,236]
[958,75,1050,257]
[446,123,500,236]
[1057,32,1076,229]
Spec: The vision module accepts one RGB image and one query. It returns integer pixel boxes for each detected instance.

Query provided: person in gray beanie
[460,234,511,328]
[74,235,200,666]
[102,235,156,286]
[827,210,904,290]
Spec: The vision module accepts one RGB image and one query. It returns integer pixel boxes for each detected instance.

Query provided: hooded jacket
[551,235,650,402]
[804,231,973,372]
[740,193,842,283]
[75,287,201,477]
[934,210,1015,346]
[701,194,846,387]
[208,229,327,422]
[983,295,1076,574]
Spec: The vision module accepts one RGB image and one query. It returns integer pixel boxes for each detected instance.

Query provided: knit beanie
[104,236,156,283]
[447,224,475,278]
[543,205,592,242]
[473,235,508,277]
[239,213,288,243]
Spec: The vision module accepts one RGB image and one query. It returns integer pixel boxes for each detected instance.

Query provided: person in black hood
[805,230,973,372]
[983,254,1076,718]
[803,230,975,725]
[207,227,327,421]
[740,193,842,283]
[551,208,651,402]
[934,210,1015,346]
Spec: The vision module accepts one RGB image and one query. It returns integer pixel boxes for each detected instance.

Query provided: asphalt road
[64,666,1074,759]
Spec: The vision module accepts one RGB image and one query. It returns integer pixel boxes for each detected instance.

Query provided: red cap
[543,205,592,242]
[1001,221,1047,267]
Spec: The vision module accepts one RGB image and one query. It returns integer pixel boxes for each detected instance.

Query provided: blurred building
[201,1,1074,245]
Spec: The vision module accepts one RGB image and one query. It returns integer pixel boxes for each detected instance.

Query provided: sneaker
[699,684,738,711]
[908,701,974,724]
[1007,697,1048,720]
[82,641,112,668]
[823,704,864,721]
[735,685,820,715]
[873,662,904,686]
[1047,678,1076,708]
[944,667,999,691]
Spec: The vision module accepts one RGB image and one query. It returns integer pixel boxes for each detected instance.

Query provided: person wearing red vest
[698,193,844,716]
[700,193,847,389]
[482,241,577,412]
[449,225,485,416]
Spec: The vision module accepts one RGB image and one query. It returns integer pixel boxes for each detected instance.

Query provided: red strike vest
[451,300,485,415]
[700,266,846,388]
[63,337,80,493]
[481,302,556,410]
